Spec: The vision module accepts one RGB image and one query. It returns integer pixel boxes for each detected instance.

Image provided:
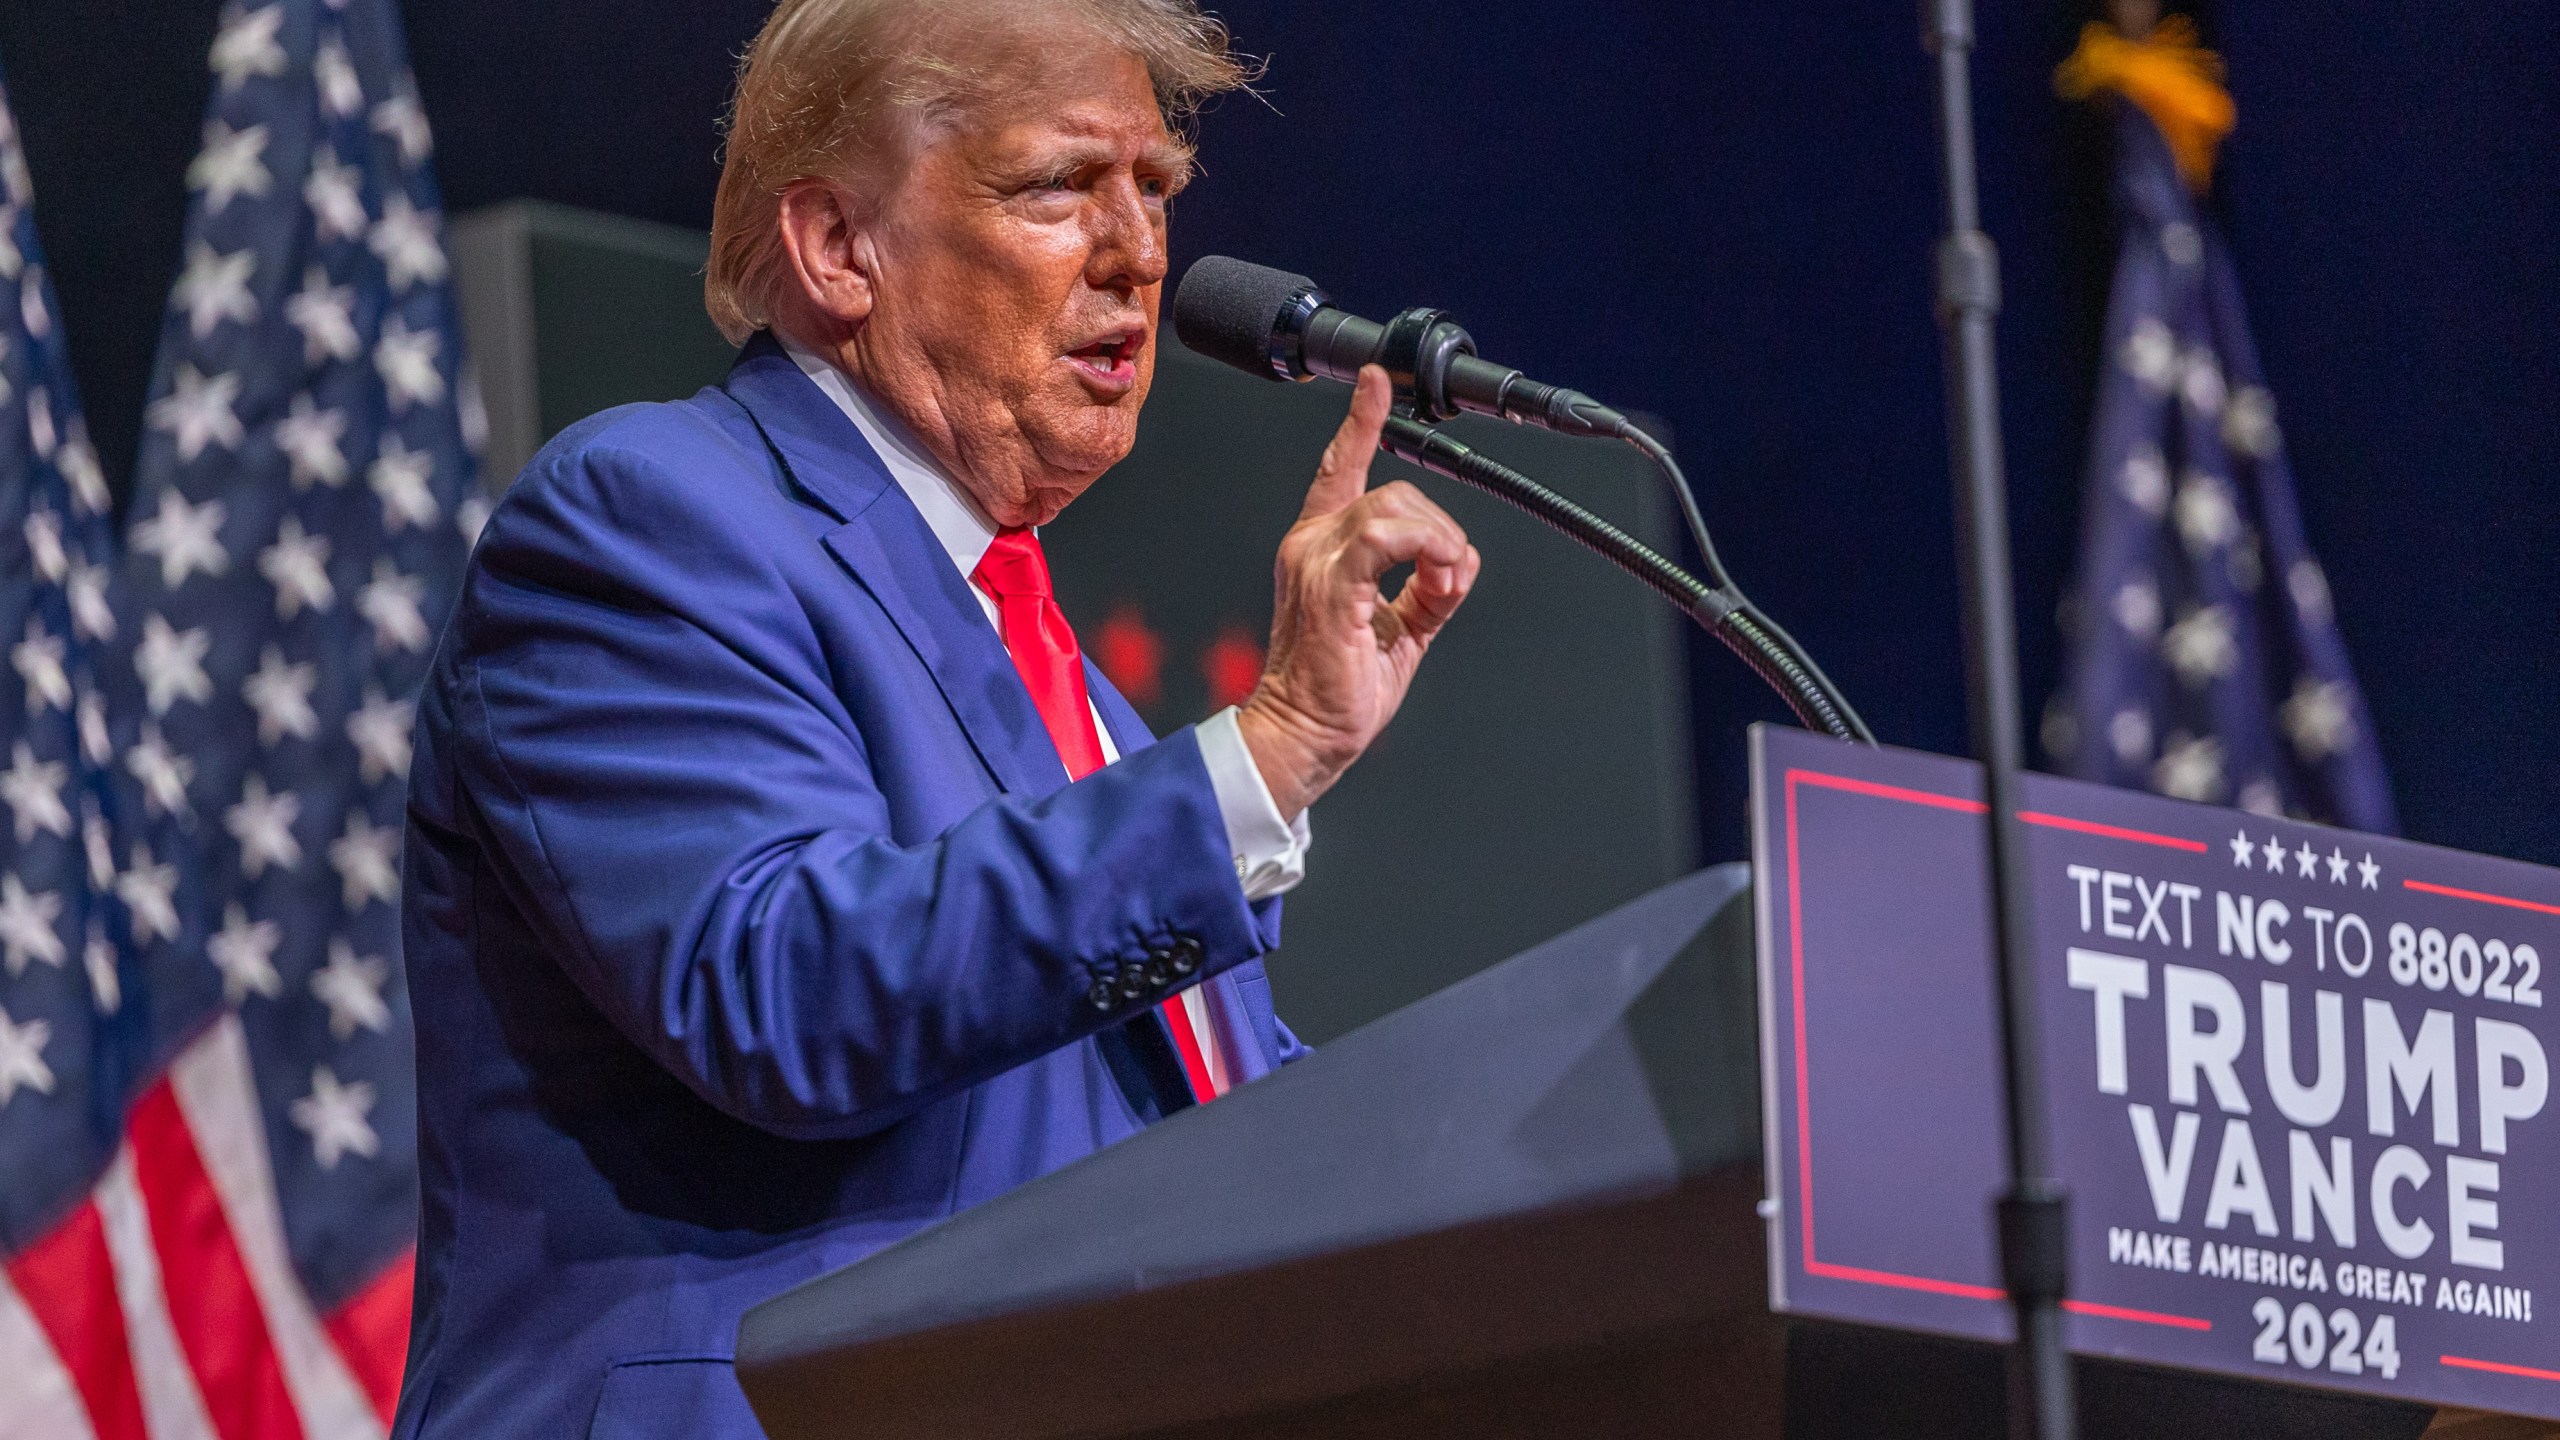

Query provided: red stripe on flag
[1158,999,1216,1104]
[5,1199,149,1440]
[127,1080,307,1440]
[324,1249,413,1426]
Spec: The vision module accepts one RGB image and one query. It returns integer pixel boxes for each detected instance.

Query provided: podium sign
[1752,727,2556,1419]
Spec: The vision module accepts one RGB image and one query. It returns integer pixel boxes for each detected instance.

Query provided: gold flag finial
[2056,14,2235,191]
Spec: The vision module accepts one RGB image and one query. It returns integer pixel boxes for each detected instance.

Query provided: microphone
[1172,256,1629,438]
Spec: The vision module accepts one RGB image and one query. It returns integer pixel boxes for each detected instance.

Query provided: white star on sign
[2359,853,2381,890]
[0,742,70,843]
[371,93,433,166]
[2224,386,2282,458]
[329,812,401,912]
[241,645,319,746]
[148,364,245,463]
[186,120,272,214]
[358,559,431,653]
[12,619,68,715]
[2261,834,2286,870]
[226,774,303,878]
[116,845,181,945]
[259,516,335,619]
[2152,734,2225,803]
[2229,831,2253,868]
[310,941,391,1038]
[2163,605,2238,688]
[0,875,64,977]
[369,437,440,531]
[347,689,414,785]
[0,1006,54,1108]
[2173,470,2239,555]
[291,1065,380,1168]
[284,267,359,367]
[369,194,447,292]
[131,489,230,590]
[316,38,363,119]
[2327,848,2350,885]
[304,148,368,244]
[135,614,215,716]
[2117,444,2168,516]
[173,241,258,339]
[2295,841,2319,879]
[2120,317,2177,391]
[374,317,445,412]
[124,723,195,819]
[2282,677,2355,761]
[208,904,282,1004]
[208,3,287,91]
[274,394,349,490]
[21,508,65,583]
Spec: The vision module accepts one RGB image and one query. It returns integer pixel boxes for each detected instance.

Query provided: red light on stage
[1201,626,1264,710]
[1093,602,1165,709]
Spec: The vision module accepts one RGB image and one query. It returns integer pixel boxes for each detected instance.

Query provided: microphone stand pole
[1921,3,2078,1438]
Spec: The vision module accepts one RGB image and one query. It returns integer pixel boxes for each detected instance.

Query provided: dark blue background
[3,1,2552,866]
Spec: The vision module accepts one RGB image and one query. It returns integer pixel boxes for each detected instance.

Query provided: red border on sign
[2441,1354,2560,1384]
[1783,767,2211,1332]
[2403,877,2560,919]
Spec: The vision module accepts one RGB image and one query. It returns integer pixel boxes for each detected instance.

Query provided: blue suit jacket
[390,336,1303,1440]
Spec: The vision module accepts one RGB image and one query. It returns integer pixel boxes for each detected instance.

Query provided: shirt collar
[781,338,1000,578]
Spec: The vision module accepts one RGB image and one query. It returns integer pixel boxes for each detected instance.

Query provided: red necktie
[971,528,1225,1104]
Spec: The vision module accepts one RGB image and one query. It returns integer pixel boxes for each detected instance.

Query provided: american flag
[2049,101,2395,832]
[0,0,479,1433]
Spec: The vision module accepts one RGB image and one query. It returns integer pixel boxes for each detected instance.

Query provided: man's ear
[775,180,877,332]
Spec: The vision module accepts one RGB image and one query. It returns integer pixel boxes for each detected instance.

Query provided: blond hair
[706,0,1249,345]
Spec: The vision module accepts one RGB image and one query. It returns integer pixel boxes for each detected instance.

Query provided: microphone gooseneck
[1175,255,1874,745]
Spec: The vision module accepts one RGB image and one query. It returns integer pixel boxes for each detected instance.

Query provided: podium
[735,846,2476,1438]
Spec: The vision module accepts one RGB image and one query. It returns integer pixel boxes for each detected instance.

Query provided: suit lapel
[725,336,1070,801]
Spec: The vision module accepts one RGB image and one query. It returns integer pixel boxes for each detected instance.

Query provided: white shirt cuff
[1196,706,1310,901]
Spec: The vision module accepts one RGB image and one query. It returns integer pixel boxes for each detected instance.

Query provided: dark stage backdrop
[2,1,2554,875]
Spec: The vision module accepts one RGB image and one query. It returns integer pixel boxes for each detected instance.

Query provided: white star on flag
[225,774,303,878]
[2162,604,2238,688]
[2152,734,2224,803]
[346,689,414,784]
[83,811,114,892]
[186,119,273,214]
[21,507,65,583]
[0,1005,54,1108]
[147,364,246,462]
[135,613,216,715]
[371,93,432,166]
[0,875,64,977]
[259,516,336,618]
[124,723,197,819]
[374,317,445,411]
[304,148,369,244]
[2282,677,2355,761]
[241,645,320,745]
[131,489,231,590]
[116,845,182,945]
[83,928,118,1017]
[291,1065,381,1169]
[310,941,391,1039]
[274,394,350,490]
[208,903,284,1004]
[328,812,401,911]
[0,741,71,843]
[208,2,289,91]
[369,194,447,292]
[284,267,360,366]
[58,432,108,514]
[11,619,68,714]
[2120,317,2177,391]
[173,241,260,339]
[2107,707,2152,766]
[316,37,364,119]
[369,436,440,530]
[0,214,19,279]
[2179,346,2227,416]
[2224,386,2281,458]
[2112,577,2161,642]
[2172,470,2238,555]
[358,558,431,653]
[2117,444,2168,516]
[76,692,108,767]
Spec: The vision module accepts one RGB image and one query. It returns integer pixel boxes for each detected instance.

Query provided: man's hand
[1236,366,1482,820]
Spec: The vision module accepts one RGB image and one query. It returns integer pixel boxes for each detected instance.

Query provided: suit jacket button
[1167,937,1203,976]
[1088,976,1118,1011]
[1143,952,1175,989]
[1117,965,1150,1003]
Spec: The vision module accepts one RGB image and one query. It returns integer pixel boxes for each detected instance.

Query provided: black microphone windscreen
[1172,256,1316,381]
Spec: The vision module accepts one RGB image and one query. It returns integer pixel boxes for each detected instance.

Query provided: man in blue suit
[390,1,1481,1436]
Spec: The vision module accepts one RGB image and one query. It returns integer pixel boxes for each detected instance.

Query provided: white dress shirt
[783,342,1310,903]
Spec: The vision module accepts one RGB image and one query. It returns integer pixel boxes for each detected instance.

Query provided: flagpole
[1920,2,2080,1438]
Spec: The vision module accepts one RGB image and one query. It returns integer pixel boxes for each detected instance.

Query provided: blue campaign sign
[1751,726,2555,1418]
